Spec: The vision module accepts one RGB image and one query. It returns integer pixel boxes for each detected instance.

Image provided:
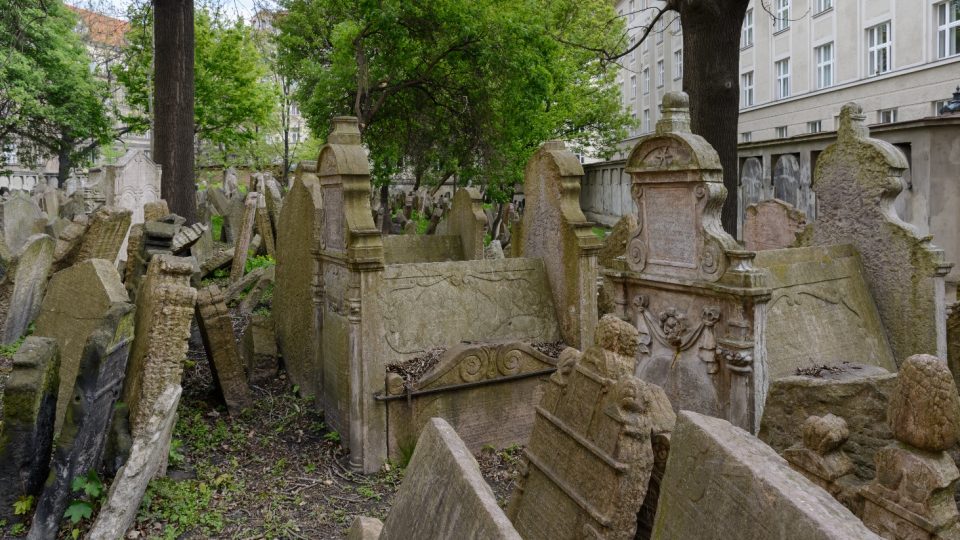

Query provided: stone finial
[328,116,362,145]
[836,102,870,142]
[656,91,692,134]
[888,354,960,451]
[595,314,640,359]
[801,414,850,455]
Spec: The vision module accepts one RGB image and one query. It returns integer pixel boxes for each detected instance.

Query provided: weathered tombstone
[59,191,85,221]
[28,303,135,540]
[72,205,132,266]
[861,354,960,539]
[86,385,181,540]
[652,411,881,540]
[507,315,674,540]
[34,259,129,434]
[806,102,952,362]
[274,161,322,402]
[783,414,860,514]
[223,166,239,199]
[254,192,276,256]
[598,213,638,268]
[196,285,254,414]
[371,418,522,540]
[0,233,55,344]
[51,215,88,272]
[121,255,197,436]
[143,200,170,222]
[98,149,162,226]
[439,187,487,259]
[743,198,807,251]
[484,239,504,259]
[229,192,258,282]
[773,154,801,207]
[1,192,43,254]
[242,313,278,385]
[512,140,602,349]
[0,337,60,522]
[263,176,284,230]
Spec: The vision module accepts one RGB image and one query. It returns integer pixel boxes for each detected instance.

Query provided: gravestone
[861,354,960,539]
[598,214,638,268]
[806,102,952,363]
[98,149,161,226]
[512,140,602,348]
[143,200,170,222]
[0,337,60,522]
[122,255,197,436]
[507,315,673,540]
[87,385,181,540]
[72,205,132,266]
[254,192,276,257]
[196,285,254,414]
[0,233,54,344]
[243,313,278,384]
[28,303,135,540]
[773,154,801,207]
[1,193,43,254]
[440,187,487,260]
[783,414,861,514]
[652,411,881,540]
[263,176,284,230]
[51,215,88,272]
[223,166,239,198]
[743,199,807,251]
[229,192,258,282]
[34,259,129,434]
[375,418,522,540]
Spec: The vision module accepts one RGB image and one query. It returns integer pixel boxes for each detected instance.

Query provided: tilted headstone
[0,337,60,522]
[805,102,953,362]
[50,215,88,272]
[243,313,278,385]
[72,205,132,266]
[254,192,276,257]
[121,255,197,437]
[28,303,135,540]
[142,200,170,222]
[512,140,602,349]
[861,354,960,539]
[263,176,284,231]
[229,192,258,282]
[1,193,43,254]
[743,198,807,251]
[87,385,181,540]
[196,285,254,415]
[652,411,881,540]
[34,259,129,434]
[0,233,54,344]
[507,315,674,540]
[598,213,638,268]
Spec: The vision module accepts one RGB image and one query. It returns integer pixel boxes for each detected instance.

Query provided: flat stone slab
[653,411,881,540]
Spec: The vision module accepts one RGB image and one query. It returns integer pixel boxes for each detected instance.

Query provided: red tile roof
[66,5,129,48]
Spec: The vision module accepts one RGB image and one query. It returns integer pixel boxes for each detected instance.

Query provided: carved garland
[632,295,721,373]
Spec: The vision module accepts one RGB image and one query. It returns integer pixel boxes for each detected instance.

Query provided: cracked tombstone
[196,285,254,415]
[230,192,258,282]
[28,303,135,540]
[72,206,132,266]
[1,192,43,254]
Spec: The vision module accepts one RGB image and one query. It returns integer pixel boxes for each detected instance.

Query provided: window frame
[938,2,960,59]
[657,59,665,87]
[775,58,791,100]
[741,71,755,107]
[630,74,637,100]
[673,49,683,80]
[877,108,898,124]
[815,42,834,89]
[642,68,650,94]
[775,0,790,32]
[807,120,822,133]
[866,21,892,76]
[775,126,788,138]
[815,0,832,14]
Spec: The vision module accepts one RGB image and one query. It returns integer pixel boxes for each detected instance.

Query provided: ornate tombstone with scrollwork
[604,92,771,432]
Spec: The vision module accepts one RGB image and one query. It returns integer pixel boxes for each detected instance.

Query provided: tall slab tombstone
[0,233,55,344]
[806,102,952,362]
[315,117,386,473]
[513,140,602,349]
[603,92,770,432]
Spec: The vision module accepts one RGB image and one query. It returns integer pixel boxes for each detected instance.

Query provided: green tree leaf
[63,501,92,524]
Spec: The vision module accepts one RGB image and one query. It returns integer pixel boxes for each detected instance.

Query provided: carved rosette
[631,295,721,364]
[459,345,523,382]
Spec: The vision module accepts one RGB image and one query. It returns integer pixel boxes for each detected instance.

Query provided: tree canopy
[275,0,632,199]
[0,0,113,178]
[116,3,277,167]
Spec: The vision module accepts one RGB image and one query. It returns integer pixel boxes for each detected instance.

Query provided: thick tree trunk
[379,183,390,234]
[678,1,748,236]
[56,134,73,188]
[153,0,197,223]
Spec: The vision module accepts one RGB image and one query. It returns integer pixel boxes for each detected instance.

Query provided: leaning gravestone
[230,192,258,282]
[597,213,638,268]
[0,337,60,522]
[652,411,881,539]
[34,259,130,434]
[122,255,197,436]
[806,102,952,362]
[87,385,181,540]
[196,285,254,415]
[243,313,278,384]
[72,206,132,266]
[1,192,43,254]
[0,233,54,344]
[28,303,135,540]
[743,198,807,251]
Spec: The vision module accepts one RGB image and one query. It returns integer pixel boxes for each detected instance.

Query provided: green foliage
[0,334,26,359]
[245,254,276,274]
[140,477,225,539]
[168,438,186,467]
[275,0,630,200]
[13,495,34,516]
[117,3,277,167]
[210,215,224,242]
[323,430,341,444]
[408,210,431,235]
[356,485,381,501]
[71,471,103,498]
[63,470,104,528]
[592,226,608,239]
[10,522,25,536]
[0,0,113,175]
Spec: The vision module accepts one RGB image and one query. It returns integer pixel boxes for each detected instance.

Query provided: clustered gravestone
[0,233,54,344]
[196,285,254,414]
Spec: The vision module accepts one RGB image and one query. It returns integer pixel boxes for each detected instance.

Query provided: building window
[741,71,754,107]
[775,58,791,99]
[775,0,790,32]
[878,108,898,123]
[656,18,664,44]
[643,108,651,132]
[815,42,834,89]
[1,141,17,165]
[741,8,754,47]
[629,0,635,22]
[938,2,960,58]
[673,50,683,80]
[291,127,301,144]
[867,22,892,75]
[816,0,832,14]
[630,75,637,100]
[657,60,664,87]
[807,120,822,133]
[934,100,949,115]
[630,36,638,64]
[741,132,752,143]
[631,111,638,135]
[642,68,650,94]
[775,126,788,138]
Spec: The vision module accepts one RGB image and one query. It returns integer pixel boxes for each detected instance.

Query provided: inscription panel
[322,185,344,251]
[644,187,697,268]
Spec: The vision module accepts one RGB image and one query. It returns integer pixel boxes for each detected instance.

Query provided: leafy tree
[274,0,632,205]
[0,0,114,184]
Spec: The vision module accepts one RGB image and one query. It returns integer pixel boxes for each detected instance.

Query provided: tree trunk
[56,134,73,188]
[153,0,197,223]
[678,0,748,236]
[379,183,390,234]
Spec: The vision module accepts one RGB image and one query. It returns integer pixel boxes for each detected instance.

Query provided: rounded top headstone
[888,354,960,451]
[661,91,689,110]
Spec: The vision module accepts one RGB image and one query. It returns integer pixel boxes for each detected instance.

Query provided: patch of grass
[140,477,225,539]
[245,254,275,274]
[591,226,609,239]
[211,215,224,242]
